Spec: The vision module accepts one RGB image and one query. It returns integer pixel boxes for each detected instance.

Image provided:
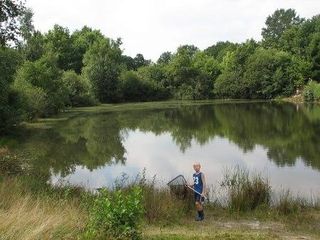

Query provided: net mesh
[167,175,188,199]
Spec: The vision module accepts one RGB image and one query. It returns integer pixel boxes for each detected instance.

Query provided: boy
[189,162,206,221]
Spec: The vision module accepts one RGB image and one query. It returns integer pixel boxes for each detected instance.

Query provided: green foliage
[0,0,26,46]
[0,47,24,132]
[44,25,74,71]
[133,53,151,69]
[157,51,173,65]
[244,48,306,99]
[163,45,220,100]
[119,71,147,101]
[204,41,238,61]
[214,71,245,98]
[214,40,258,98]
[23,31,45,61]
[308,32,320,80]
[70,26,105,73]
[303,80,320,102]
[14,53,67,118]
[85,186,144,240]
[119,70,150,102]
[61,70,96,107]
[19,8,35,42]
[82,38,123,103]
[262,9,303,49]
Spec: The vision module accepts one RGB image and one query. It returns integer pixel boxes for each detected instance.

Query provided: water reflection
[4,102,320,196]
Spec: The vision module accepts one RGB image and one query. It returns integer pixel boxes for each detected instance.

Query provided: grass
[0,151,320,239]
[0,176,320,240]
[0,178,87,240]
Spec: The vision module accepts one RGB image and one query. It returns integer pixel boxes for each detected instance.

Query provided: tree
[192,52,221,98]
[204,41,238,61]
[133,53,151,69]
[167,45,199,89]
[244,48,308,99]
[157,51,172,64]
[119,70,149,101]
[262,9,303,49]
[121,55,136,71]
[0,0,26,47]
[82,38,123,102]
[23,30,45,61]
[14,53,67,118]
[214,71,246,98]
[44,24,74,71]
[214,40,258,98]
[19,7,35,42]
[70,26,105,73]
[308,32,320,81]
[0,47,23,132]
[62,70,95,107]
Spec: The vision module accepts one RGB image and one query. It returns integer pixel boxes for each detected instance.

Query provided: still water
[5,101,320,198]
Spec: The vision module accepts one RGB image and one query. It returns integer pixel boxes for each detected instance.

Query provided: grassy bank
[0,160,320,239]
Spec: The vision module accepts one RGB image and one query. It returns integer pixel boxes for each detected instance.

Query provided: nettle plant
[85,186,144,240]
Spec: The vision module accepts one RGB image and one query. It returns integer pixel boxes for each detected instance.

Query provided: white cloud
[27,0,320,60]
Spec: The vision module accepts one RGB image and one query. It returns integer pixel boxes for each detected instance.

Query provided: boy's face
[193,163,201,172]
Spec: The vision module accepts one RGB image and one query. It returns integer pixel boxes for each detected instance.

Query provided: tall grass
[0,177,87,240]
[220,167,271,212]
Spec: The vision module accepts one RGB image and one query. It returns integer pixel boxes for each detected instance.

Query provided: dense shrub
[85,186,144,240]
[303,80,320,102]
[62,70,96,107]
[14,53,67,118]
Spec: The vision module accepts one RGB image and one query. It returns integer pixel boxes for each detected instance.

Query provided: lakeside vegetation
[1,1,320,133]
[1,148,320,240]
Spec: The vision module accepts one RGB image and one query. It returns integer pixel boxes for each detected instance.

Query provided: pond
[3,101,320,199]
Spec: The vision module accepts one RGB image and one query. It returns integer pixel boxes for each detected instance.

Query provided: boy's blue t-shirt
[193,172,203,194]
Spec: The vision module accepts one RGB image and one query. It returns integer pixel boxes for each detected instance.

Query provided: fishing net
[167,175,188,199]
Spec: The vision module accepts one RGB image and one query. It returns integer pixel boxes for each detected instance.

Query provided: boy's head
[193,162,201,172]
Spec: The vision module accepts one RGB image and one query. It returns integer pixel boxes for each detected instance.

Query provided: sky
[26,0,320,61]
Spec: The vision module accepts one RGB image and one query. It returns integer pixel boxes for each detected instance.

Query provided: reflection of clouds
[51,130,320,198]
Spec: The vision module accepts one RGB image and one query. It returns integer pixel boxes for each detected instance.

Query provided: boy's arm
[201,173,206,196]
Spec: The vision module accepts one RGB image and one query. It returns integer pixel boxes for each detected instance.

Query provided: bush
[214,72,246,99]
[85,186,144,240]
[220,167,271,212]
[62,70,96,107]
[14,53,67,118]
[303,80,320,102]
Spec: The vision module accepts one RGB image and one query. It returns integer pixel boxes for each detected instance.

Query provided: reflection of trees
[212,103,320,169]
[11,114,126,179]
[7,102,320,179]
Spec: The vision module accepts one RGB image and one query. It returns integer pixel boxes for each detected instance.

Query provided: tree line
[1,1,320,132]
